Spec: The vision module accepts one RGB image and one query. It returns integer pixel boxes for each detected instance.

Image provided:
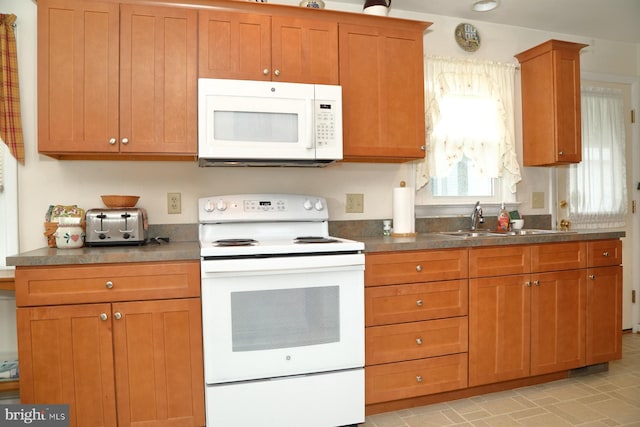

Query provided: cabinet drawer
[365,353,468,404]
[469,246,531,277]
[531,242,587,272]
[588,240,622,267]
[366,317,468,365]
[365,280,468,326]
[16,261,200,306]
[365,249,468,286]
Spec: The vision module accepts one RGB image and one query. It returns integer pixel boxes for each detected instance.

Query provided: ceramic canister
[363,0,391,15]
[54,224,85,249]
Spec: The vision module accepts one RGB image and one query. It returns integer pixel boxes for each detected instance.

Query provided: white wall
[3,0,639,254]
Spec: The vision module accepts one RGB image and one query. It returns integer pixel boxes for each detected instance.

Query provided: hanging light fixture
[472,0,498,12]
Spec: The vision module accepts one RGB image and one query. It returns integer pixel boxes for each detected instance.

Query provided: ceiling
[335,0,640,44]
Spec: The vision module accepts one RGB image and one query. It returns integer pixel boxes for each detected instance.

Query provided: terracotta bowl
[101,195,140,208]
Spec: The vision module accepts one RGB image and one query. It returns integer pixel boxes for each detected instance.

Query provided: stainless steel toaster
[85,208,148,246]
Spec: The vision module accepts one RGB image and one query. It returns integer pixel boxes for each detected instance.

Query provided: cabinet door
[516,40,586,166]
[530,270,586,376]
[469,275,530,386]
[271,16,338,84]
[17,304,117,427]
[339,24,425,161]
[198,10,271,80]
[112,298,205,427]
[38,0,120,154]
[120,4,197,155]
[586,266,622,364]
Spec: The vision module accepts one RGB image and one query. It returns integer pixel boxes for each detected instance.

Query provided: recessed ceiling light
[472,0,498,12]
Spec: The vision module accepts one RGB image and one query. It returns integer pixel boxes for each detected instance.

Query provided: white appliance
[198,79,343,167]
[199,194,365,427]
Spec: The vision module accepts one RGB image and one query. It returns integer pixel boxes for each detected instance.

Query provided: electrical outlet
[167,192,181,214]
[531,191,545,209]
[346,193,364,213]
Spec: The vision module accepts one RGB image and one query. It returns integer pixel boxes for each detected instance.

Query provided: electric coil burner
[198,194,365,427]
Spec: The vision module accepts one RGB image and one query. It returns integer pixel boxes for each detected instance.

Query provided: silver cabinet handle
[416,299,423,307]
[274,69,281,77]
[420,145,426,151]
[416,375,423,383]
[559,150,564,156]
[263,68,269,75]
[602,251,610,257]
[114,312,122,320]
[105,281,114,289]
[533,280,540,286]
[121,138,129,145]
[525,281,531,287]
[100,313,108,321]
[416,337,423,345]
[109,138,117,145]
[589,274,596,280]
[416,265,423,272]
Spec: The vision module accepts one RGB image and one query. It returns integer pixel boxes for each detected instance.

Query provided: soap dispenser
[497,203,510,232]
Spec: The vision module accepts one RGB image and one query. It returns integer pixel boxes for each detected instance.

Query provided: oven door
[201,253,364,385]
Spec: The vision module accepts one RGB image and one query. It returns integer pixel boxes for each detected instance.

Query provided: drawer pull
[416,299,423,307]
[589,274,596,280]
[602,251,610,257]
[533,280,540,286]
[416,264,423,272]
[100,313,108,321]
[105,281,114,289]
[114,312,122,320]
[525,281,531,287]
[416,375,423,383]
[416,337,423,345]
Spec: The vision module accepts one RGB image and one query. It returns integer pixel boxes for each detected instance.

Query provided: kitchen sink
[504,229,576,235]
[439,229,575,238]
[439,230,507,238]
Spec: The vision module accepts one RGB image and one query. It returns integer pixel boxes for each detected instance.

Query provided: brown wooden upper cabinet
[339,23,428,162]
[38,0,198,160]
[515,40,587,166]
[198,10,339,84]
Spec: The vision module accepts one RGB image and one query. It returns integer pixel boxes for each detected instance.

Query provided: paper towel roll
[392,182,415,235]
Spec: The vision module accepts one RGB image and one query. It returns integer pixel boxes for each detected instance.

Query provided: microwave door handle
[307,101,315,150]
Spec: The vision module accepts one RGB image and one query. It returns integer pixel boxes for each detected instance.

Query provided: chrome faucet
[470,201,484,230]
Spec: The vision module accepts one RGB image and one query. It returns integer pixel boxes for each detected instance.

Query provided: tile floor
[361,333,640,427]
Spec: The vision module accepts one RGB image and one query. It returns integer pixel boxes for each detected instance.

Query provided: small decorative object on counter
[363,0,391,16]
[44,204,86,247]
[299,0,325,8]
[497,202,510,231]
[383,220,392,236]
[54,219,85,249]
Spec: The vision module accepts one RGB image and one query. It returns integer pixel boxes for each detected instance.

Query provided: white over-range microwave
[197,78,343,167]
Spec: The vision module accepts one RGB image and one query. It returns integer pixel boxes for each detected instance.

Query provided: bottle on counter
[497,202,510,232]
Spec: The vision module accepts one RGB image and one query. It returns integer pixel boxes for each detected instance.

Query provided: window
[566,85,627,228]
[416,56,521,206]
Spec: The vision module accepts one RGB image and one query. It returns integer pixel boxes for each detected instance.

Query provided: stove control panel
[199,194,329,223]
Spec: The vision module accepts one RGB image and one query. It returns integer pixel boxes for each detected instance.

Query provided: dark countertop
[6,241,201,267]
[355,230,626,253]
[5,230,625,267]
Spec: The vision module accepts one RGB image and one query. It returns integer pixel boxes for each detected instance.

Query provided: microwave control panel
[315,101,338,147]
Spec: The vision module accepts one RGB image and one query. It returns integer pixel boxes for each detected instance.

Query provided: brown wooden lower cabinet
[366,240,622,414]
[15,261,205,427]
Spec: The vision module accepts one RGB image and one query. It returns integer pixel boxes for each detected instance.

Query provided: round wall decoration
[455,23,481,52]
